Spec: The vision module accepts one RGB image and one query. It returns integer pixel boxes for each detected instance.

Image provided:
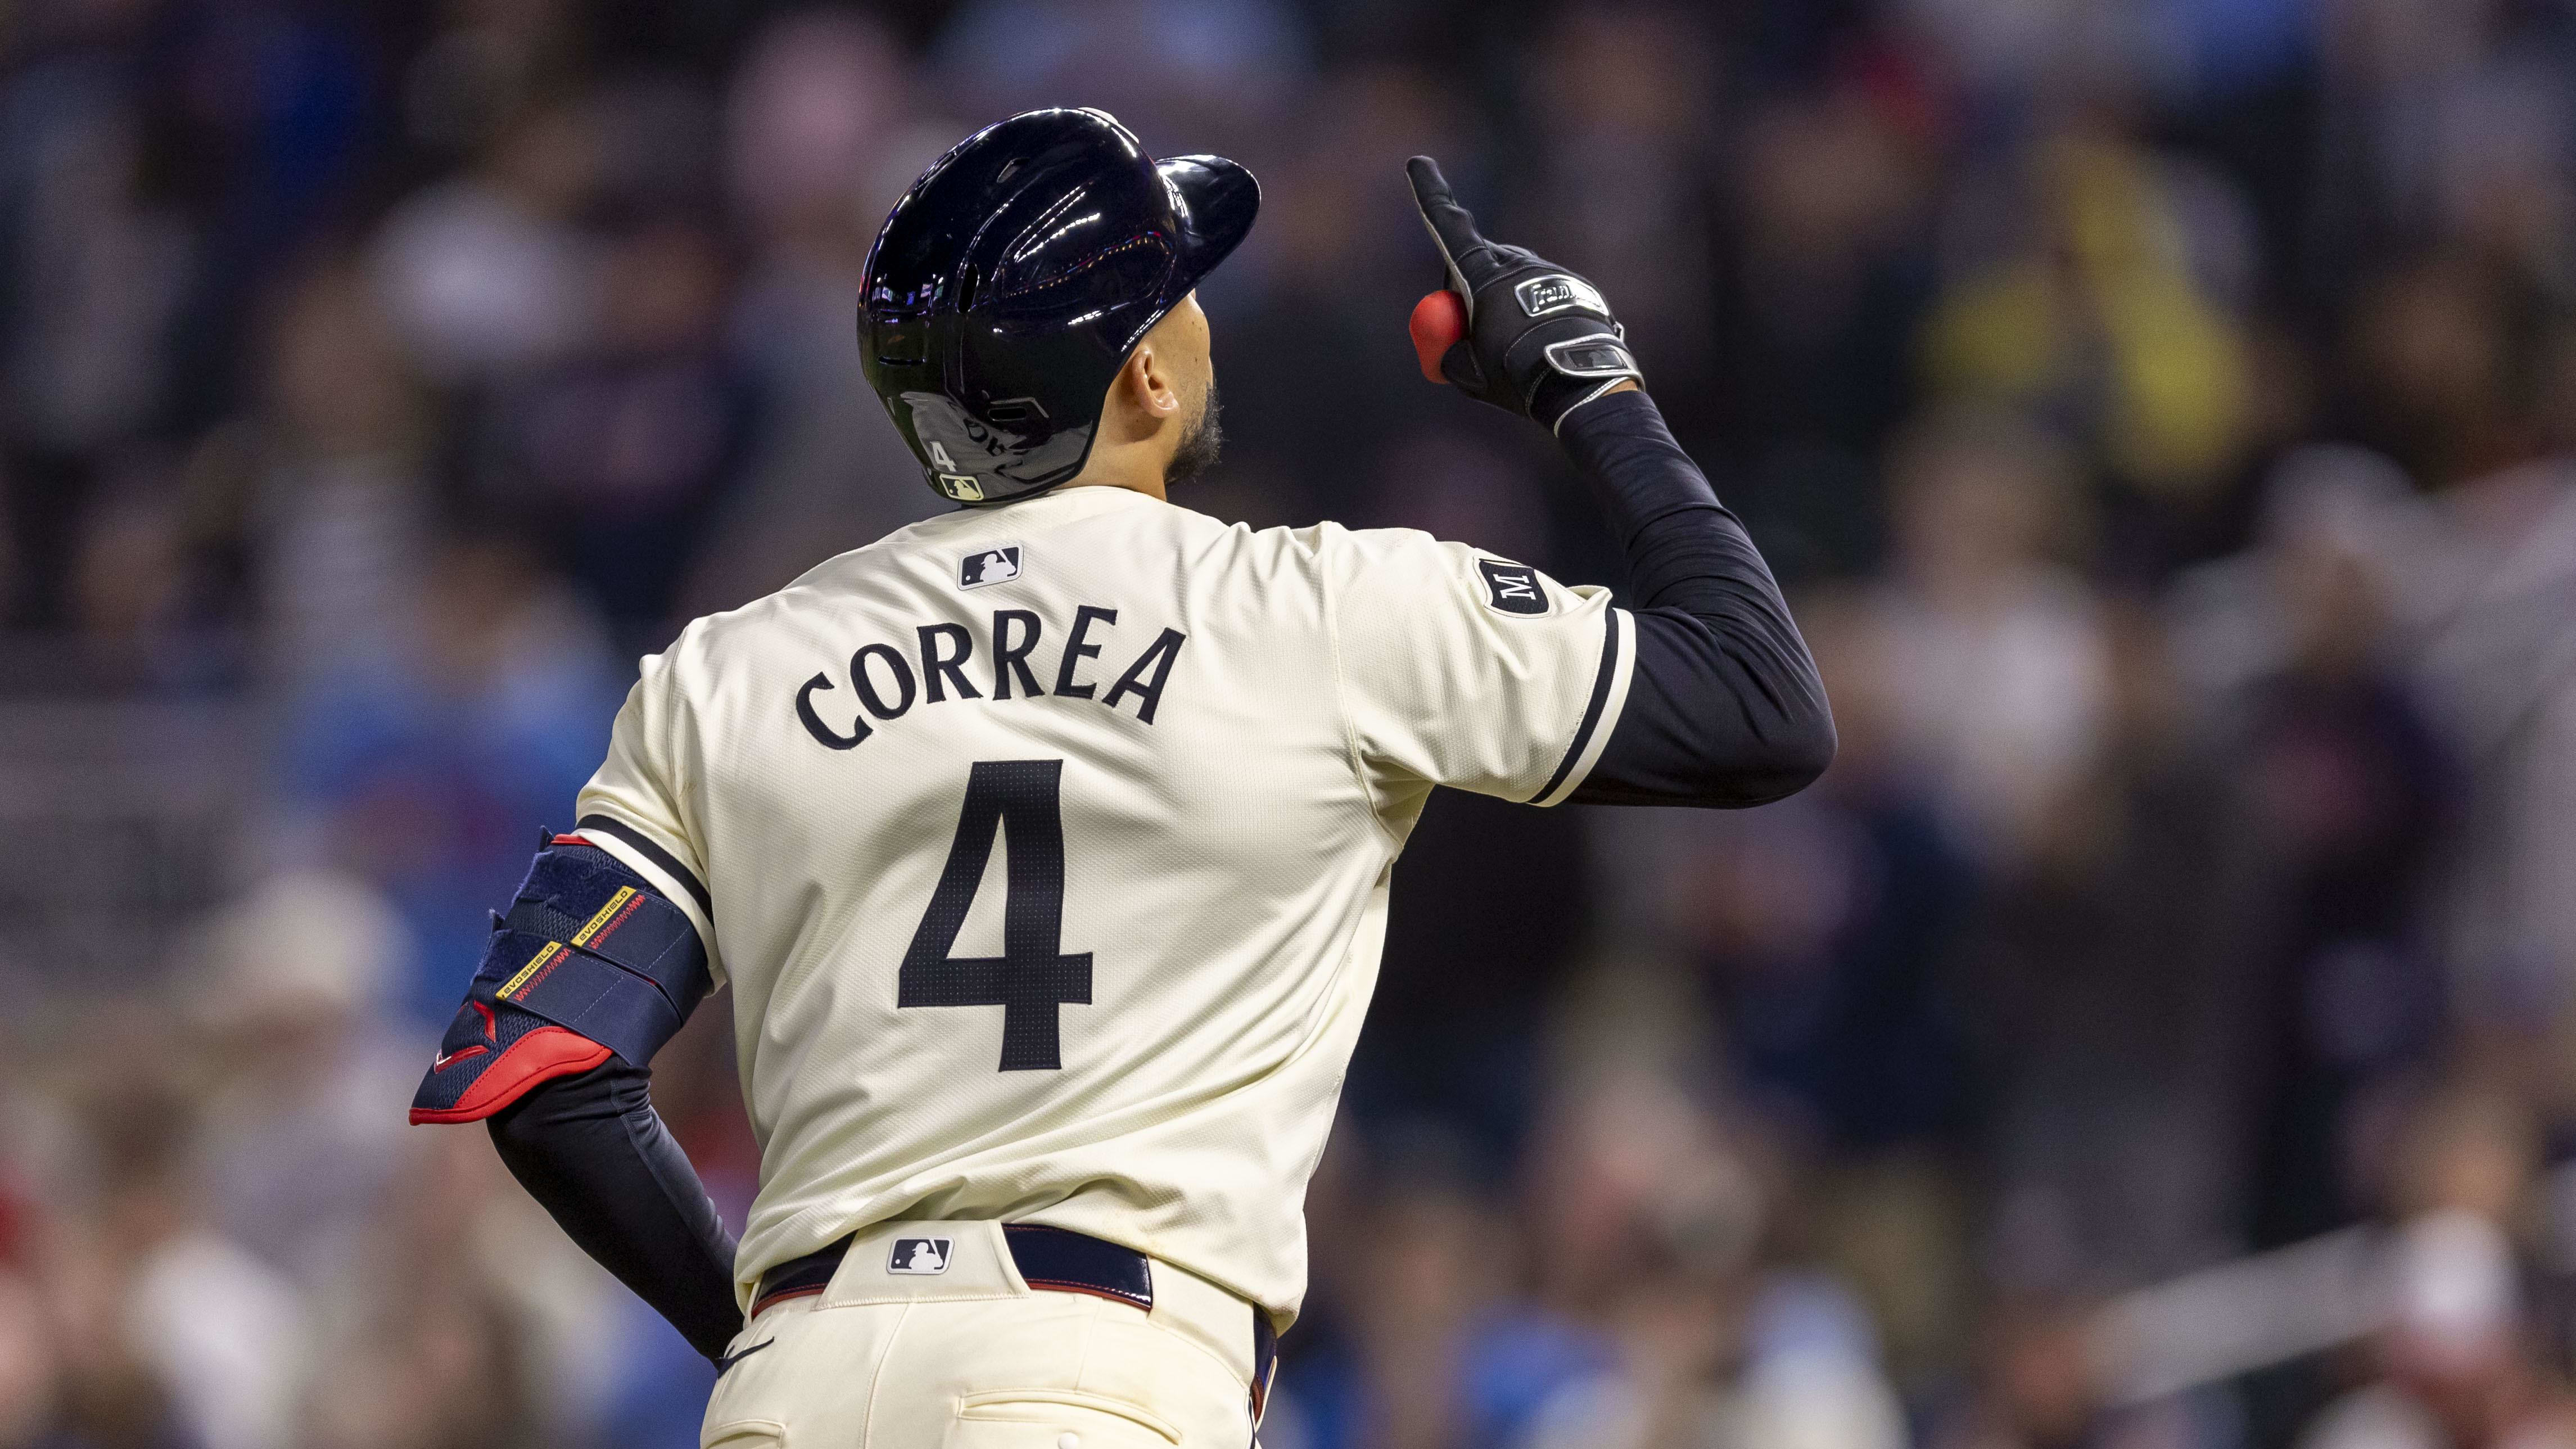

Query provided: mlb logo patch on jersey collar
[1478,558,1551,616]
[959,544,1024,590]
[888,1237,953,1275]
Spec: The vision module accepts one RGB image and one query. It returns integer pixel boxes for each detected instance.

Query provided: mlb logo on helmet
[888,1237,953,1275]
[927,441,984,502]
[958,545,1023,589]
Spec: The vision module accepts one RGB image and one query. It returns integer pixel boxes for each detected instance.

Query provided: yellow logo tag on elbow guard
[499,942,567,1001]
[572,887,637,946]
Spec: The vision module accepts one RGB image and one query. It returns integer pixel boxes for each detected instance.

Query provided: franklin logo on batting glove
[1515,273,1606,318]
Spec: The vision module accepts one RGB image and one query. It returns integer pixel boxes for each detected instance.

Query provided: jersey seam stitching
[629,642,698,843]
[1315,531,1404,852]
[616,640,719,970]
[658,647,716,926]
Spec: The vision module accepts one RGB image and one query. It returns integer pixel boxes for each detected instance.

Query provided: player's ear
[1126,336,1183,420]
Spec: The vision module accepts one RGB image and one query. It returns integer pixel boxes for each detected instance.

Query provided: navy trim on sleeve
[577,814,713,919]
[1532,607,1621,804]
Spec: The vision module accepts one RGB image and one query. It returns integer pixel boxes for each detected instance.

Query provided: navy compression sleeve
[1558,391,1834,806]
[488,1063,741,1360]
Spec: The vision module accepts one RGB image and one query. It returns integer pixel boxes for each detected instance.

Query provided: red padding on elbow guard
[1409,290,1466,384]
[408,1027,612,1124]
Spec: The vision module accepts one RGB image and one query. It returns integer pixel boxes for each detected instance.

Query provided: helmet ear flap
[892,397,1001,504]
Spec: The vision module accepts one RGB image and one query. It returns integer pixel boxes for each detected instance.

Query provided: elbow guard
[410,834,713,1125]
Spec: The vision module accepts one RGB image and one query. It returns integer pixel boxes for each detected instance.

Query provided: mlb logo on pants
[888,1237,953,1275]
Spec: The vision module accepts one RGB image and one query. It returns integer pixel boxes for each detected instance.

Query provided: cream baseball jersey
[572,484,1635,1322]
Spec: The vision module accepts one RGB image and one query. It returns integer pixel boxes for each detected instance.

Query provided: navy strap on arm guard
[412,834,713,1125]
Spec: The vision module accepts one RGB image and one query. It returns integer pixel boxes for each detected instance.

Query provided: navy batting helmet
[858,109,1259,507]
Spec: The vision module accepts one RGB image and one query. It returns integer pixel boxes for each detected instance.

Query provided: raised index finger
[1407,155,1496,296]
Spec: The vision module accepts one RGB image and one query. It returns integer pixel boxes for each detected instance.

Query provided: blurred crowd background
[3,0,2575,1446]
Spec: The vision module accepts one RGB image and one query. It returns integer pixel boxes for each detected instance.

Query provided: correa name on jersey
[795,604,1188,750]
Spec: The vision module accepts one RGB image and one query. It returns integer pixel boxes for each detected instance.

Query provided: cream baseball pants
[703,1221,1264,1448]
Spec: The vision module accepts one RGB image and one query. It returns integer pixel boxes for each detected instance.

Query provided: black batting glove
[1405,155,1643,433]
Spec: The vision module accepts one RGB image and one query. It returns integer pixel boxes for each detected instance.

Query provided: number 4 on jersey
[898,759,1092,1069]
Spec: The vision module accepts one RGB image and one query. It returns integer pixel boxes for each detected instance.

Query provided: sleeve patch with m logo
[1477,558,1551,616]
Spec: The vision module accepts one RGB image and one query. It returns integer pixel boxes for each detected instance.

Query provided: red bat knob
[1408,290,1466,384]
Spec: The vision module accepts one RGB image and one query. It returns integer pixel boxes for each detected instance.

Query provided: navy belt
[751,1224,1158,1315]
[750,1225,1278,1428]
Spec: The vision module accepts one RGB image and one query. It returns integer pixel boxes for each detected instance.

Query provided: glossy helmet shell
[858,108,1259,507]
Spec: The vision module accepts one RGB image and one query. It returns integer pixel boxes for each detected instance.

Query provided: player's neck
[1060,444,1171,503]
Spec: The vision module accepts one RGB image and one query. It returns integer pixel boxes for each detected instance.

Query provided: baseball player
[408,109,1832,1447]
